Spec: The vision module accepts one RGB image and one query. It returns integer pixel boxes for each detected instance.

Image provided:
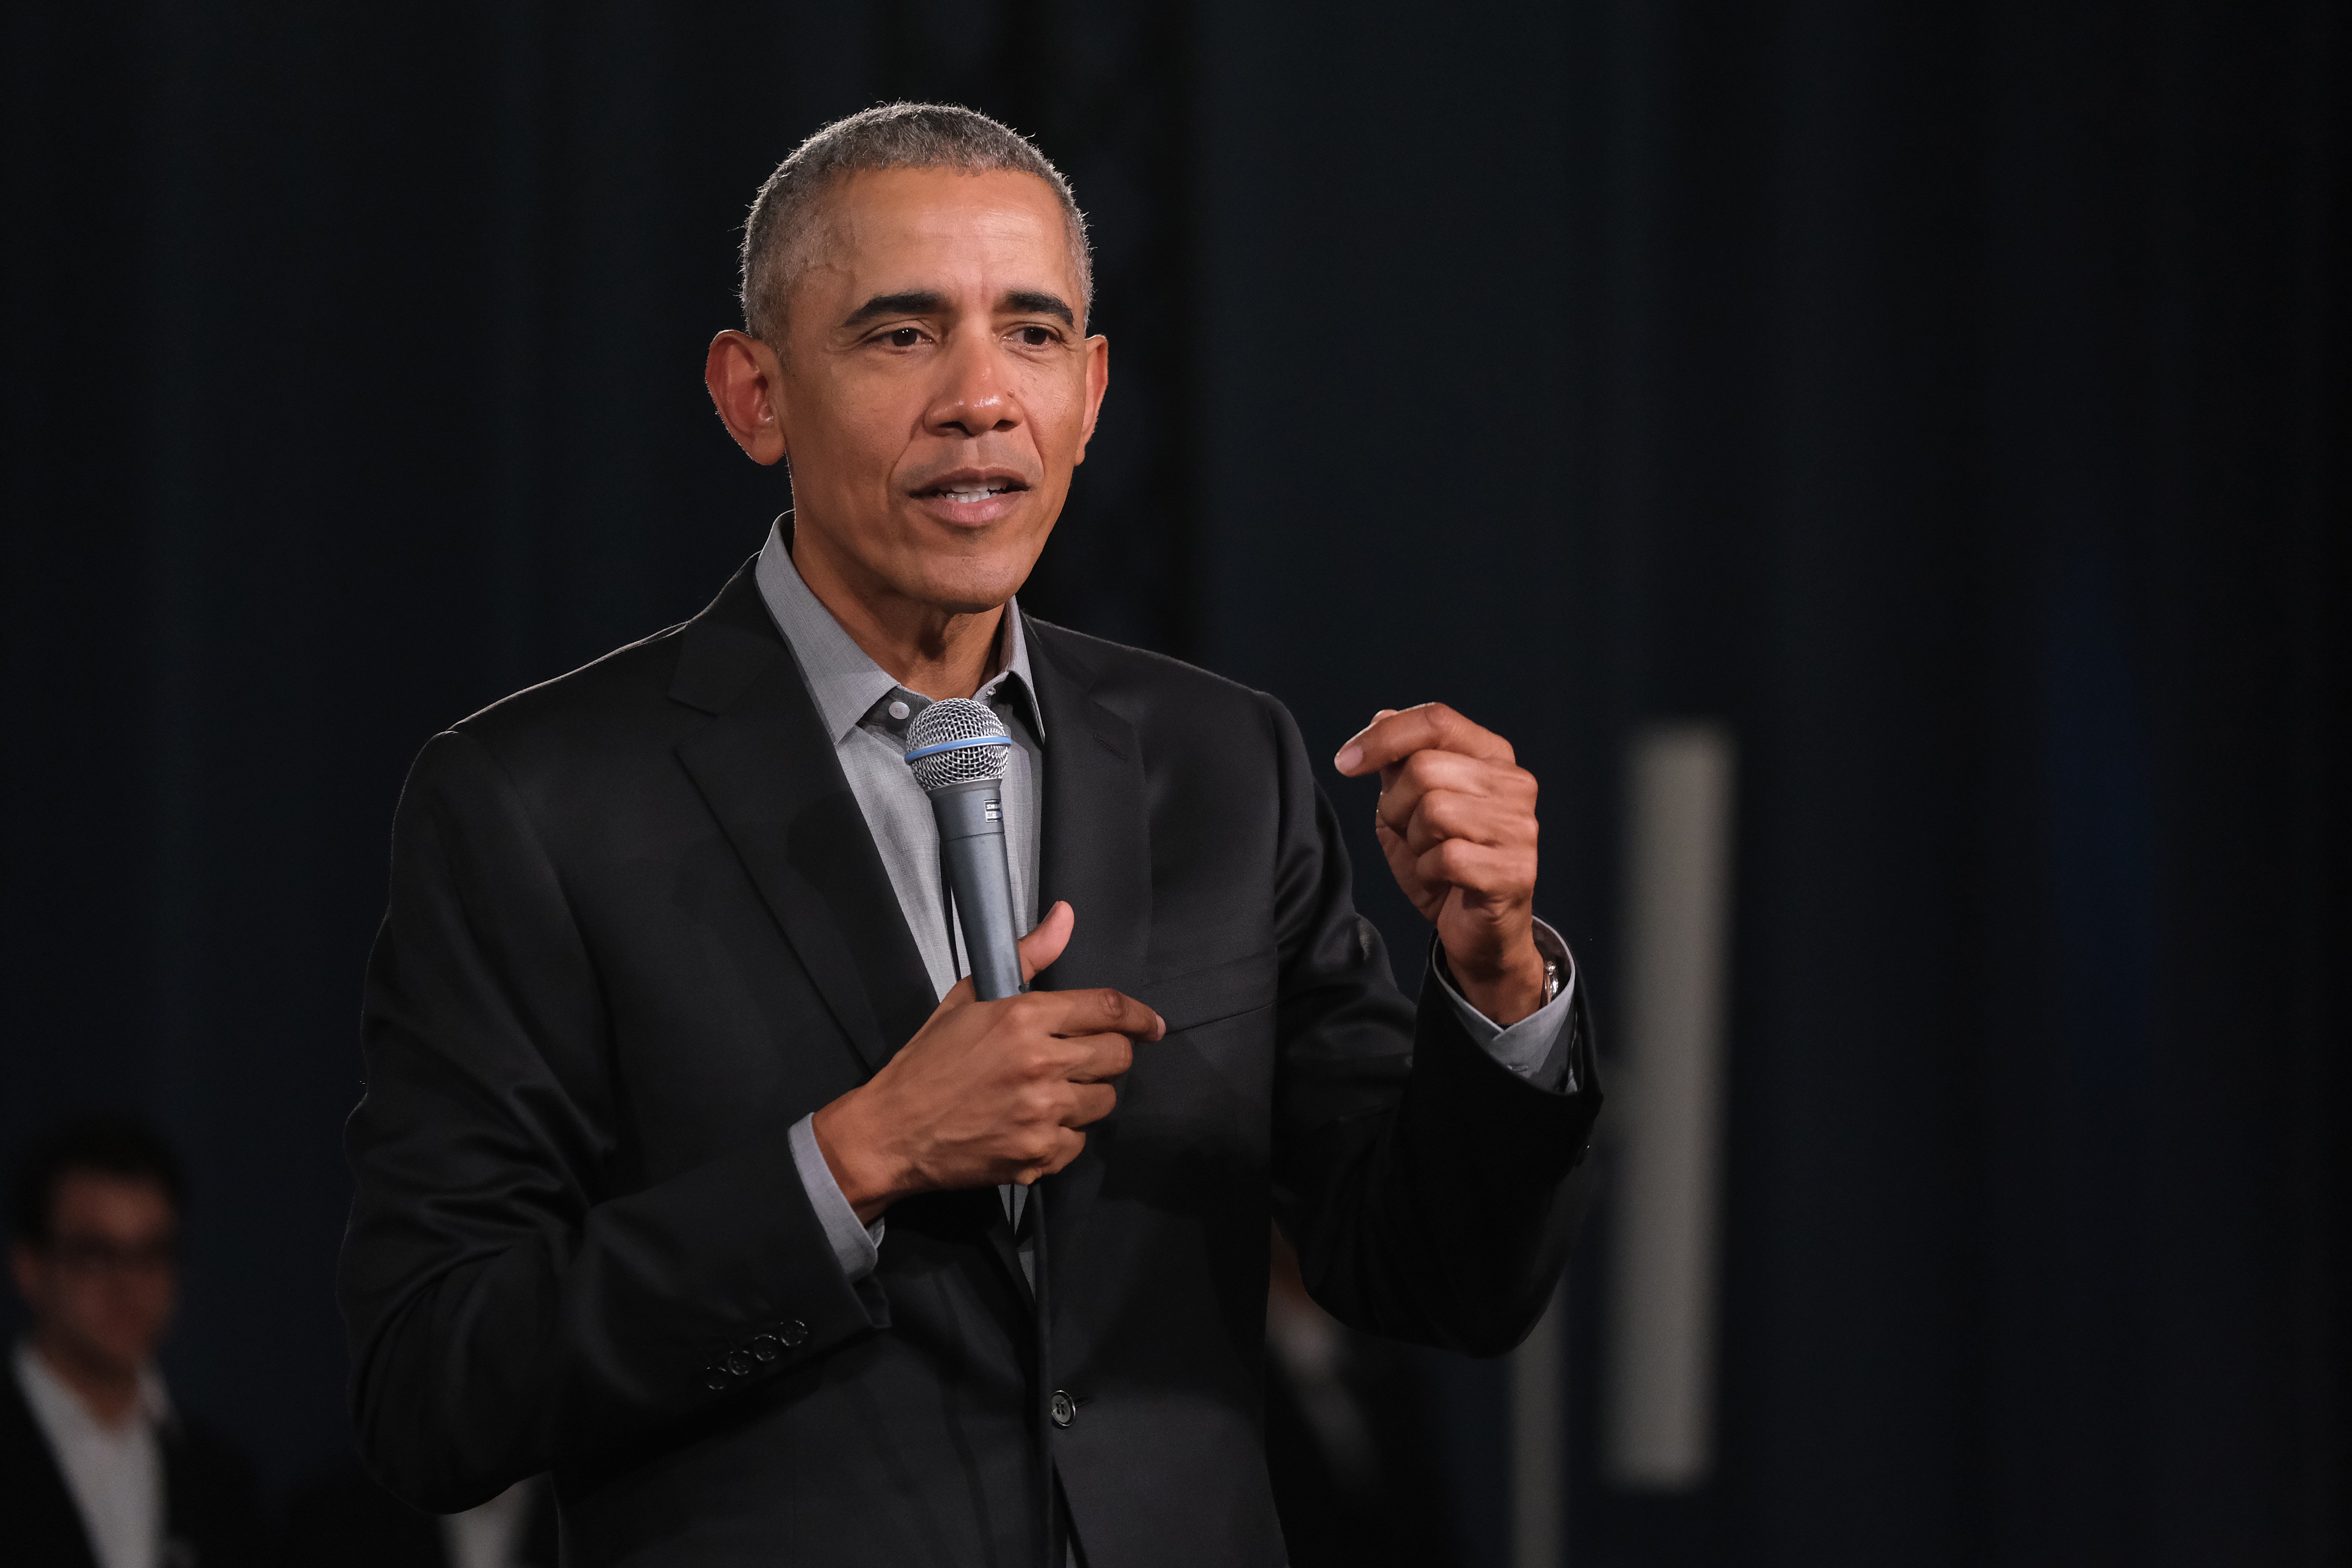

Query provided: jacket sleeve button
[748,1333,781,1363]
[1050,1390,1076,1428]
[779,1319,808,1349]
[704,1367,731,1391]
[725,1349,754,1378]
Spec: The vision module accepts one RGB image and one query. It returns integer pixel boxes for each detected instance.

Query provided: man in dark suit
[5,1115,263,1568]
[338,103,1601,1568]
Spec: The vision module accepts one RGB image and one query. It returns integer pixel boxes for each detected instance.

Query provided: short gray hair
[739,103,1093,346]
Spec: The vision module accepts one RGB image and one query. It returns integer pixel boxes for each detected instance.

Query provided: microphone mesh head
[904,697,1013,790]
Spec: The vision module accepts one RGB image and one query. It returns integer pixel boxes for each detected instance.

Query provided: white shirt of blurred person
[9,1167,181,1568]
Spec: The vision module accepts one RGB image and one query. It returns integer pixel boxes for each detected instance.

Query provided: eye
[887,327,923,348]
[1017,325,1056,348]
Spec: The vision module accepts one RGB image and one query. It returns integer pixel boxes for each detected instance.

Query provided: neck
[790,530,1006,700]
[32,1329,142,1429]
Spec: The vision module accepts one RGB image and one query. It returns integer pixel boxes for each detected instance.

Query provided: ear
[1073,334,1111,466]
[705,331,790,466]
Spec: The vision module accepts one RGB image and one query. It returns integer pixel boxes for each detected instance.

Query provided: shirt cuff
[789,1113,885,1283]
[1431,919,1579,1092]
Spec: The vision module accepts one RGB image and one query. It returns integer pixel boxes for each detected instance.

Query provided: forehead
[51,1170,176,1234]
[806,167,1081,303]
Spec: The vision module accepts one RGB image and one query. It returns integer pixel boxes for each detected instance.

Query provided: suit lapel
[671,564,938,1075]
[1023,624,1153,1314]
[1026,625,1152,994]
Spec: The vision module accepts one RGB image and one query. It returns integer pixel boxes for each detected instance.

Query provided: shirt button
[1050,1390,1076,1428]
[779,1319,809,1348]
[887,700,910,721]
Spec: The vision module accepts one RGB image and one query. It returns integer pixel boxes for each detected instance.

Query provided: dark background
[3,0,2344,1563]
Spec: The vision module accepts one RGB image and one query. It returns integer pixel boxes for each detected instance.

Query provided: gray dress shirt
[755,520,1577,1286]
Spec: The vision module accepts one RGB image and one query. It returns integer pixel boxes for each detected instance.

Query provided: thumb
[1018,900,1075,983]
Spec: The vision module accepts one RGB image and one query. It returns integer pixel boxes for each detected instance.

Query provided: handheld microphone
[903,698,1022,1001]
[908,697,1054,1471]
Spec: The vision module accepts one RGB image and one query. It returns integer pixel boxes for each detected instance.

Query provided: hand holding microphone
[810,699,1164,1225]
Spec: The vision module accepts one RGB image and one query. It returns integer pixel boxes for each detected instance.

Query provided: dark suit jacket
[0,1359,265,1568]
[338,559,1601,1568]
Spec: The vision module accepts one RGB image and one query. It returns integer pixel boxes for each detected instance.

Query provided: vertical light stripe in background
[1511,1282,1566,1568]
[1605,723,1737,1489]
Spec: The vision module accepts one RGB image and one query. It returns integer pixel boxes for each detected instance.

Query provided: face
[710,167,1110,617]
[9,1173,179,1377]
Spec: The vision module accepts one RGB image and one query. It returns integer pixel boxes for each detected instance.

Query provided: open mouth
[908,475,1030,505]
[916,477,1029,502]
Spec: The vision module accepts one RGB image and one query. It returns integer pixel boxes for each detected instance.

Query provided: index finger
[1039,986,1166,1043]
[1334,702,1513,778]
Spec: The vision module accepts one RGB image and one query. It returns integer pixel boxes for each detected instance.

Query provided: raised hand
[811,901,1164,1223]
[1334,703,1547,1026]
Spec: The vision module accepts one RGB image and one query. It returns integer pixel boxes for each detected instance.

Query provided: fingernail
[1154,1012,1167,1037]
[1334,745,1362,773]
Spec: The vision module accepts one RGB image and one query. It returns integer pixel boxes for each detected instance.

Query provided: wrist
[811,1090,906,1226]
[1450,937,1548,1027]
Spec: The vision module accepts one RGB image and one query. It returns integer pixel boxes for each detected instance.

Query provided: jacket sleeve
[337,730,885,1511]
[1261,697,1603,1357]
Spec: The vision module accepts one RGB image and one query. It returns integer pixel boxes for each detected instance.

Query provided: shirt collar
[13,1336,173,1438]
[753,516,1044,744]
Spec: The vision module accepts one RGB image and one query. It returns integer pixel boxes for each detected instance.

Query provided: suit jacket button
[748,1333,781,1363]
[725,1349,754,1378]
[1050,1390,1076,1428]
[779,1319,808,1349]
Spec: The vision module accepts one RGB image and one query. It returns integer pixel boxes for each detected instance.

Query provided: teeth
[940,485,1009,501]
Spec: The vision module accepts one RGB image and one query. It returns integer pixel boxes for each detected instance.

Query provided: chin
[910,557,1036,614]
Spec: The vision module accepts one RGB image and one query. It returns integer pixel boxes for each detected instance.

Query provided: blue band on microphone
[903,734,1012,764]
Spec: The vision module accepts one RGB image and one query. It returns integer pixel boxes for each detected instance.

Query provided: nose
[924,327,1020,439]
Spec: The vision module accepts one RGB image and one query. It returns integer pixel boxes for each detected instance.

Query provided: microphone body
[904,698,1023,1001]
[931,778,1021,1000]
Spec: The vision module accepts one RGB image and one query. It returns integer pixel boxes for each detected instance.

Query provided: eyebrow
[1002,290,1075,326]
[840,291,949,329]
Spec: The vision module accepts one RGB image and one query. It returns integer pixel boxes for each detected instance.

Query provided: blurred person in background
[277,1470,553,1568]
[1261,1227,1457,1568]
[3,1114,263,1568]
